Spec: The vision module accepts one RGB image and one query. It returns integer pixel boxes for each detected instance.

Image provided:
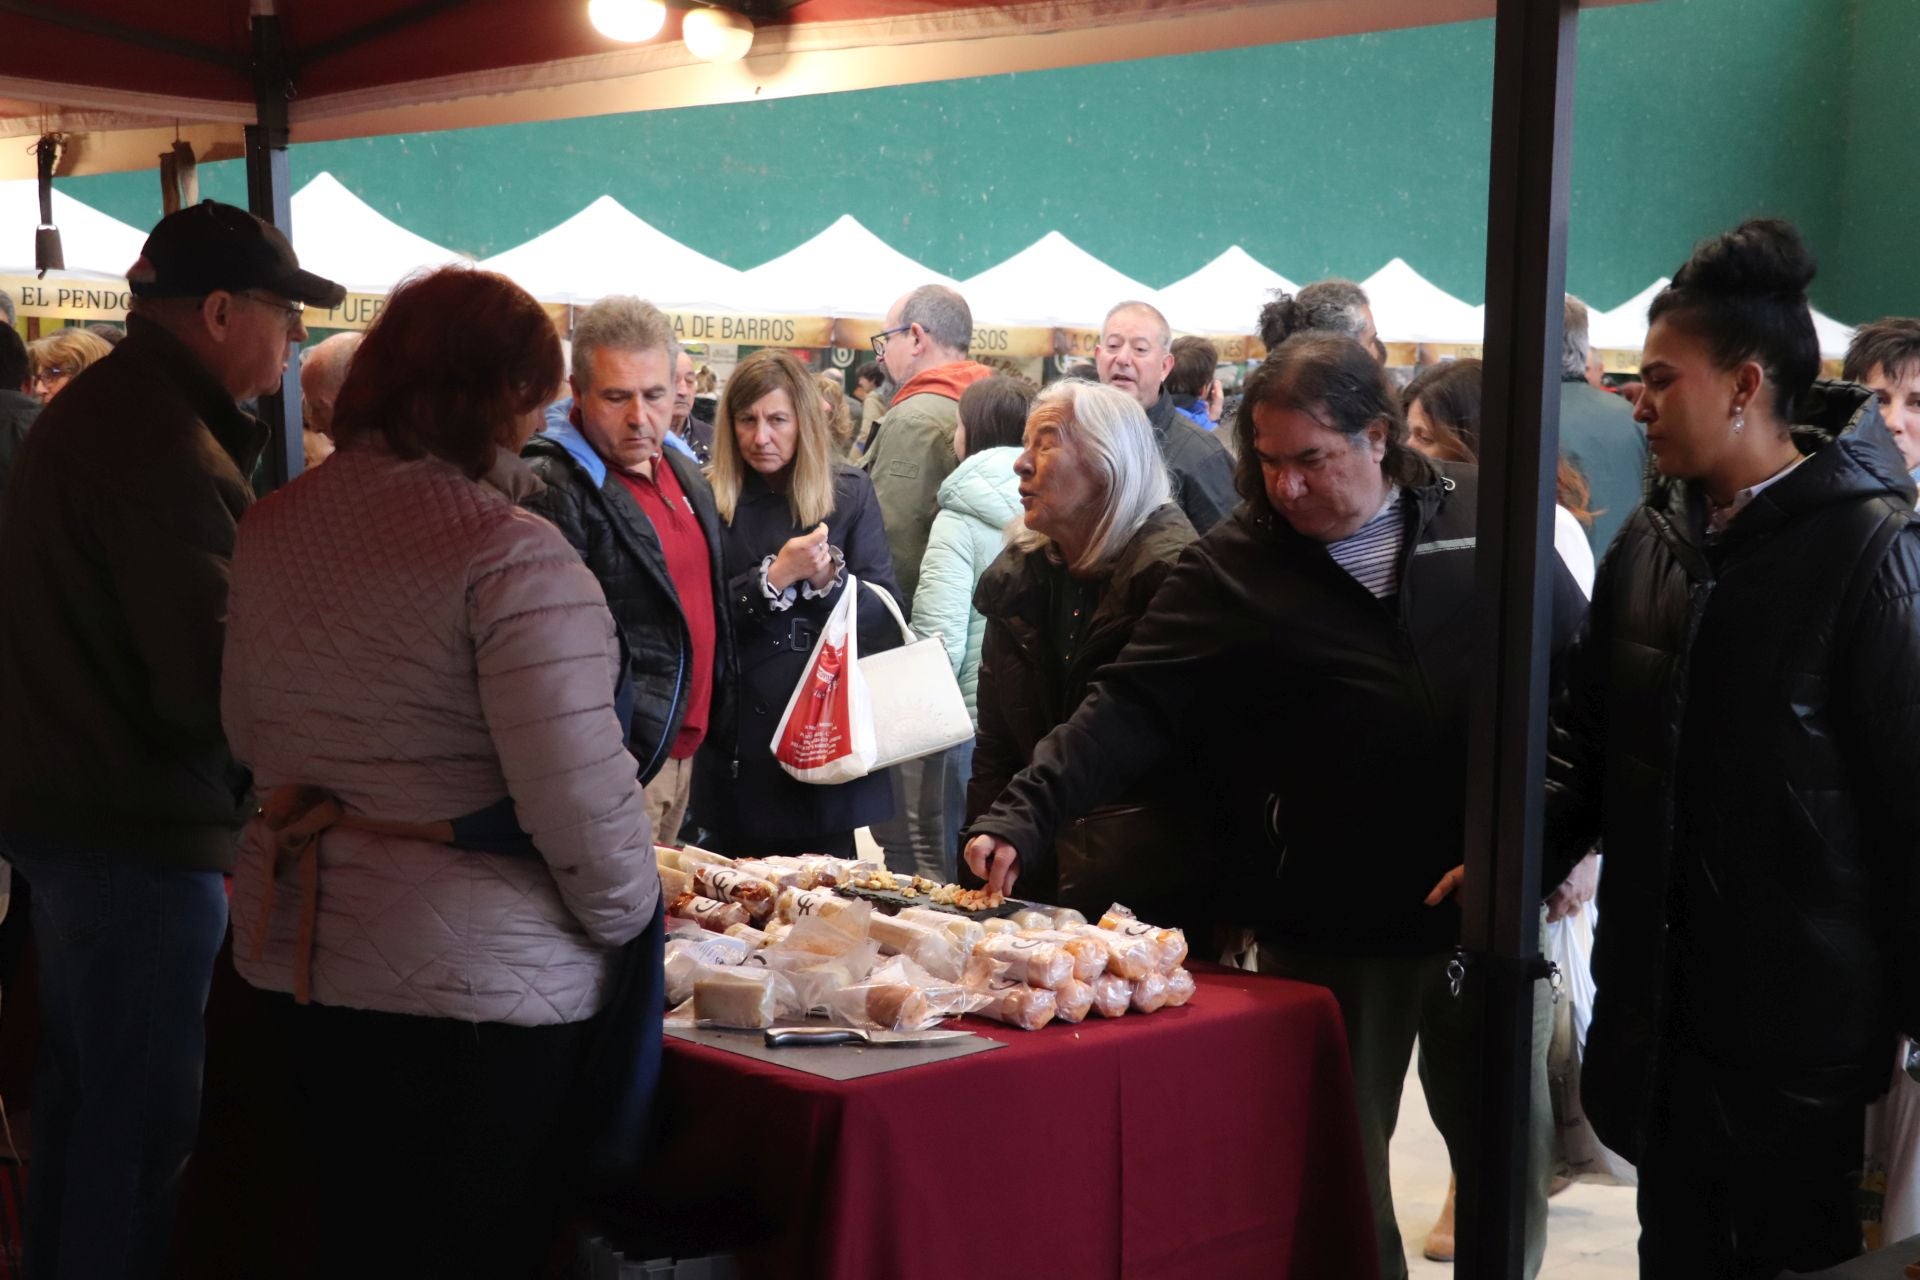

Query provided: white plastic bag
[1546,902,1635,1186]
[771,576,875,784]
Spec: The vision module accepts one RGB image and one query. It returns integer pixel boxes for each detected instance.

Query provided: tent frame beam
[245,9,303,493]
[1457,0,1579,1274]
[0,1,246,70]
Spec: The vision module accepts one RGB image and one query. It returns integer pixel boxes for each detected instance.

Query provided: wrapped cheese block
[1099,906,1188,973]
[971,935,1074,990]
[694,865,778,922]
[1089,973,1132,1019]
[897,907,987,952]
[1130,971,1172,1014]
[1069,925,1158,981]
[973,981,1057,1031]
[693,967,788,1029]
[1166,968,1197,1008]
[1052,977,1094,1024]
[669,892,750,933]
[869,912,967,982]
[657,862,694,901]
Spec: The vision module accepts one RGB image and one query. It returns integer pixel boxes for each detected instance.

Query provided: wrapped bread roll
[869,913,966,982]
[671,844,735,870]
[1052,978,1094,1024]
[694,866,778,923]
[725,923,773,950]
[980,917,1021,937]
[1089,974,1131,1018]
[1026,930,1108,983]
[1166,968,1197,1008]
[1048,907,1089,931]
[1131,971,1172,1014]
[1069,925,1157,981]
[669,892,750,933]
[693,967,786,1029]
[897,907,987,952]
[865,984,932,1031]
[1099,908,1188,972]
[731,858,809,890]
[972,935,1073,990]
[777,886,855,923]
[1009,908,1055,932]
[657,863,694,901]
[973,981,1057,1031]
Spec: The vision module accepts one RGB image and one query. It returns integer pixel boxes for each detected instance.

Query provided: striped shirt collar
[1325,486,1405,599]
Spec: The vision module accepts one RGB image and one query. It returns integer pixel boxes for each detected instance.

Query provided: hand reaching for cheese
[963,834,1021,898]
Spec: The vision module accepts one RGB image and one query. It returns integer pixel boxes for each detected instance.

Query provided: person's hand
[964,834,1021,898]
[1425,864,1465,906]
[806,545,841,592]
[767,524,830,592]
[1545,851,1600,923]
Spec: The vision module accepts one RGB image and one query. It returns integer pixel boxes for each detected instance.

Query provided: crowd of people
[0,198,1918,1280]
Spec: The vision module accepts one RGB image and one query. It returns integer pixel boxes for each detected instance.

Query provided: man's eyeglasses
[238,291,307,330]
[869,325,913,359]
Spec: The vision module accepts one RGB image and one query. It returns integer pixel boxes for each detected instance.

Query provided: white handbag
[856,579,976,770]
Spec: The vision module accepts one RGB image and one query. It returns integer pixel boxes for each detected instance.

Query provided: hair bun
[1673,217,1816,300]
[1258,291,1301,349]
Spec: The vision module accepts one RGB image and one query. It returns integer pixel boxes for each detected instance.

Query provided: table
[612,966,1378,1280]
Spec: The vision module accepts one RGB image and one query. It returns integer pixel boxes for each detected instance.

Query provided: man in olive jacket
[0,201,343,1277]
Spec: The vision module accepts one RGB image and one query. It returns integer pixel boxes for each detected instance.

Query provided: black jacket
[690,462,904,849]
[0,316,264,870]
[1546,382,1920,1164]
[522,432,734,783]
[966,504,1198,919]
[969,458,1586,953]
[1147,392,1238,534]
[0,388,37,529]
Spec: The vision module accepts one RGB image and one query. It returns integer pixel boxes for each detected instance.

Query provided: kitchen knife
[763,1025,973,1048]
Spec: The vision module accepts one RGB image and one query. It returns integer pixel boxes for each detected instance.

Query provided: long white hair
[1010,379,1171,573]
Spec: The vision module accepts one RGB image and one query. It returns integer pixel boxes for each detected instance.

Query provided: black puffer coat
[690,462,903,850]
[1546,382,1920,1164]
[522,431,734,783]
[965,503,1197,920]
[969,457,1587,954]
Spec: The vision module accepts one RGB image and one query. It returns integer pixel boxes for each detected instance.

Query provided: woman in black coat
[690,350,901,856]
[1545,219,1920,1279]
[965,379,1197,919]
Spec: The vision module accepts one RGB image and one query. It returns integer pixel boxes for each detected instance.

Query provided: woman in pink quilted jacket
[222,267,660,1278]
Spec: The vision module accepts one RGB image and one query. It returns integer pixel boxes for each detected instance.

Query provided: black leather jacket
[1546,382,1920,1163]
[522,434,734,783]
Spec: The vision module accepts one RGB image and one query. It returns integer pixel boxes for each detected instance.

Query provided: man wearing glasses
[861,284,995,884]
[0,200,343,1276]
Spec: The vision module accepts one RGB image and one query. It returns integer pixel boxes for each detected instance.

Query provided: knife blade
[763,1025,973,1048]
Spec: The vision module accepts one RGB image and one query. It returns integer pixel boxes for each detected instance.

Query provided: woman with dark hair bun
[1545,218,1920,1276]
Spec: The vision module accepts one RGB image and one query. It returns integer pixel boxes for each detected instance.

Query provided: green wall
[59,0,1908,320]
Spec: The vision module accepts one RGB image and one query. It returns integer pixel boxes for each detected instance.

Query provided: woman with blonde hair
[964,378,1197,917]
[27,327,113,402]
[691,348,902,855]
[817,371,856,457]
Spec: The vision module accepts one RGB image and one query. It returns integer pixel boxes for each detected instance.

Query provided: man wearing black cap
[0,200,343,1277]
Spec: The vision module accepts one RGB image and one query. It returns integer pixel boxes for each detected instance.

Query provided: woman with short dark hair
[1547,218,1920,1276]
[223,266,659,1278]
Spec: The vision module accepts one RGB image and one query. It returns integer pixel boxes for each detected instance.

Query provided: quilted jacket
[223,444,659,1026]
[1546,383,1920,1163]
[521,421,734,782]
[912,445,1021,721]
[1146,392,1238,535]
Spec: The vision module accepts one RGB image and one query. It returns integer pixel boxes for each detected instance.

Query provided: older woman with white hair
[963,378,1197,919]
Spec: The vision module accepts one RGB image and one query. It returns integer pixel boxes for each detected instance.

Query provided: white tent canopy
[479,196,742,310]
[737,215,954,319]
[958,231,1161,330]
[1157,246,1297,337]
[1361,258,1484,345]
[1588,277,1854,359]
[290,172,469,295]
[1811,308,1855,361]
[0,179,147,278]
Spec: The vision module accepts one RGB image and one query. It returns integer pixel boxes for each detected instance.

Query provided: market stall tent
[958,230,1161,330]
[1361,257,1485,344]
[735,214,956,319]
[478,196,743,309]
[1811,307,1856,361]
[289,171,469,295]
[0,178,147,278]
[1587,277,1667,352]
[1156,245,1299,338]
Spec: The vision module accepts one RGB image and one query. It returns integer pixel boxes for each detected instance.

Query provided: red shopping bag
[771,575,877,784]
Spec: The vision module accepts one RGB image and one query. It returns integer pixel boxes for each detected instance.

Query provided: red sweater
[612,459,716,759]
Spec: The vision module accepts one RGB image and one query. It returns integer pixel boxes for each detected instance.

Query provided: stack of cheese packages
[655,845,1195,1035]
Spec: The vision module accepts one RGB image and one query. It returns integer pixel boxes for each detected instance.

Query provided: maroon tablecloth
[625,966,1378,1280]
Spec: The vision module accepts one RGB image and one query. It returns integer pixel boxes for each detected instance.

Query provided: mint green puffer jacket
[911,446,1023,722]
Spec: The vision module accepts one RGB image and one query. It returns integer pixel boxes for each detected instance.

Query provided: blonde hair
[712,349,838,528]
[817,372,854,453]
[28,327,112,380]
[1010,380,1171,574]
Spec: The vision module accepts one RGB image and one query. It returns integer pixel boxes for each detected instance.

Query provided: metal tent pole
[244,6,303,492]
[1456,0,1580,1275]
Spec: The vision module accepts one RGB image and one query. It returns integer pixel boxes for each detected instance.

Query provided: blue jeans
[2,834,229,1280]
[872,739,974,884]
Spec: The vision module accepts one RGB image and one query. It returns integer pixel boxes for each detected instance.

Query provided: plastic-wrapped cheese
[692,967,786,1029]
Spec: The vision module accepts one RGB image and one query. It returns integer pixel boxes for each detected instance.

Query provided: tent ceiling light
[588,0,667,43]
[683,7,755,63]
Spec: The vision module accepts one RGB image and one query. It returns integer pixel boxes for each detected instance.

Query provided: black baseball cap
[127,199,346,308]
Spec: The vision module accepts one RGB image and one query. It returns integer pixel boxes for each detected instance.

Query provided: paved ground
[1391,1060,1640,1277]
